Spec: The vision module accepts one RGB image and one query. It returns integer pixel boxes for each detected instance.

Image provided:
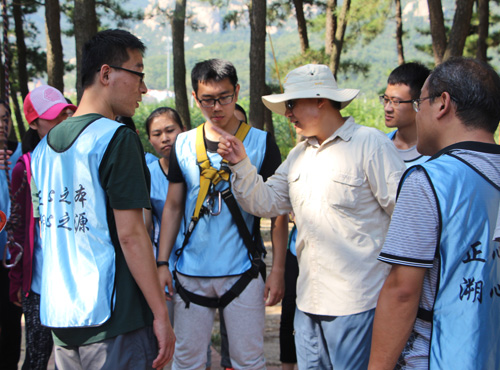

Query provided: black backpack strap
[220,187,265,266]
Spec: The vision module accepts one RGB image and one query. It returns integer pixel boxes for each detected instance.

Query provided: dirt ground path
[19,219,287,370]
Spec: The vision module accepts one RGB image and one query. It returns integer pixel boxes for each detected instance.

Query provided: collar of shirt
[306,116,355,148]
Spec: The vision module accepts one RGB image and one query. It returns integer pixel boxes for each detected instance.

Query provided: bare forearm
[368,266,425,370]
[122,234,168,319]
[270,215,288,274]
[115,209,169,320]
[158,203,183,263]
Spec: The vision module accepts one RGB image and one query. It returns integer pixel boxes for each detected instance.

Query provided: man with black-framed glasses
[381,63,431,168]
[369,57,500,369]
[157,58,288,369]
[30,29,175,369]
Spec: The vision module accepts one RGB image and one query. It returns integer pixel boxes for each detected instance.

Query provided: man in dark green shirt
[31,29,174,369]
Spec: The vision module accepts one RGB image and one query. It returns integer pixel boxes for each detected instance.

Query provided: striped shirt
[379,148,500,369]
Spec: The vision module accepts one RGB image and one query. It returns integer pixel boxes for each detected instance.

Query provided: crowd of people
[0,27,499,370]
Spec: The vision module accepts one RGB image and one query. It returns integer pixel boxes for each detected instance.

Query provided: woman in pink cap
[9,85,75,369]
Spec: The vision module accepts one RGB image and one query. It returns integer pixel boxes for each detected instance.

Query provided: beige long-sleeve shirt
[229,117,406,316]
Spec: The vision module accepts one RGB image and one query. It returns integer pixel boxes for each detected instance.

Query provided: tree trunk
[10,83,24,140]
[171,0,191,129]
[74,0,97,103]
[395,0,405,65]
[263,84,274,138]
[476,0,488,61]
[325,0,337,55]
[292,0,309,53]
[329,0,350,77]
[248,0,266,130]
[12,0,28,100]
[443,0,474,61]
[427,0,447,64]
[45,0,64,92]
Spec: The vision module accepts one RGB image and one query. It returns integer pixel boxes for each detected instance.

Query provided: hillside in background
[25,0,500,99]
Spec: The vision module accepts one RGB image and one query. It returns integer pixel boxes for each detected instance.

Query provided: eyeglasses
[197,93,235,108]
[379,95,413,108]
[105,65,145,83]
[412,96,434,112]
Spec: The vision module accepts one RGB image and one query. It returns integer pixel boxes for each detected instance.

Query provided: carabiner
[210,191,222,216]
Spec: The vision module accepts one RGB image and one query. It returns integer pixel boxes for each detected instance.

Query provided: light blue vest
[0,142,22,258]
[387,130,429,167]
[175,126,267,277]
[404,153,500,368]
[31,118,122,328]
[147,159,184,273]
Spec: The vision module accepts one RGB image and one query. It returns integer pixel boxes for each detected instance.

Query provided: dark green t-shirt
[46,114,154,346]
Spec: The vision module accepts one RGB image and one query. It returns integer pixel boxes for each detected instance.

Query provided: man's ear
[317,98,327,109]
[436,92,453,120]
[192,90,201,109]
[234,84,240,101]
[99,65,111,85]
[28,119,38,131]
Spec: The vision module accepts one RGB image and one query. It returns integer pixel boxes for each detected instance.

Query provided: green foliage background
[131,95,387,161]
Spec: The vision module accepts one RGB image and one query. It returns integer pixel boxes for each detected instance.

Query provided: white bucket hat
[262,64,359,116]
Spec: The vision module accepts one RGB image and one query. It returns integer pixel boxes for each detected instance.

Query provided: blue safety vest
[175,126,267,277]
[0,142,21,258]
[31,118,122,328]
[147,159,184,272]
[402,152,500,368]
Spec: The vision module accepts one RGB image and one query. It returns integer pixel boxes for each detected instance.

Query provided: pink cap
[23,85,76,124]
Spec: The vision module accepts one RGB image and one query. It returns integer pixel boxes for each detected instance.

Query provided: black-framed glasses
[412,96,434,112]
[379,95,413,108]
[197,93,235,108]
[285,100,295,110]
[105,65,145,83]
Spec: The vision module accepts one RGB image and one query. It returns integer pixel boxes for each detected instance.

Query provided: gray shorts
[54,326,157,370]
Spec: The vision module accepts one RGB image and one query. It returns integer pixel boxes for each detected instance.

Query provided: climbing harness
[175,122,266,309]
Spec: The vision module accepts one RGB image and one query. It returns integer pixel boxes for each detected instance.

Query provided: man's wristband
[156,261,169,268]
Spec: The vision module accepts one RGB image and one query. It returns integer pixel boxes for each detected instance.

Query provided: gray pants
[54,326,157,370]
[173,273,266,370]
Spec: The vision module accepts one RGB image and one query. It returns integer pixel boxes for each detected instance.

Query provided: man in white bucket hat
[214,64,406,369]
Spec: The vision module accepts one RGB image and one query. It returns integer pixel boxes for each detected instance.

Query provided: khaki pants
[54,326,157,370]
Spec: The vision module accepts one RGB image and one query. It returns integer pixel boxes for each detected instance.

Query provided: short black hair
[235,104,247,122]
[387,62,431,100]
[116,116,137,131]
[427,57,500,134]
[145,107,183,138]
[81,29,146,90]
[191,59,238,94]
